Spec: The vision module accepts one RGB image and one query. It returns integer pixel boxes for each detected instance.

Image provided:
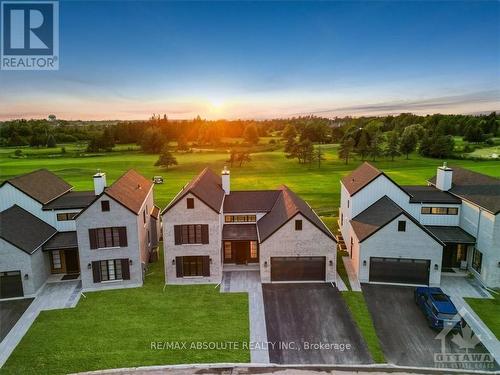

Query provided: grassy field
[465,292,500,340]
[1,249,250,375]
[1,144,498,218]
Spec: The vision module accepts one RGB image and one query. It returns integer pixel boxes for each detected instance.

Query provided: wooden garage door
[271,257,326,282]
[0,271,24,298]
[369,257,430,285]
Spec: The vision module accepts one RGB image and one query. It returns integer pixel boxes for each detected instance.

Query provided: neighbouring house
[0,169,159,299]
[339,162,500,288]
[161,167,336,284]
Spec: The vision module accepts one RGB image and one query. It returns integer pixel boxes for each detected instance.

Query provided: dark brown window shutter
[89,229,97,249]
[176,257,183,277]
[121,259,130,280]
[201,225,209,244]
[92,261,101,282]
[174,225,182,245]
[202,256,210,277]
[118,227,128,247]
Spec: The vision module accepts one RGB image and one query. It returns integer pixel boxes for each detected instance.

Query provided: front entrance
[50,249,80,274]
[442,244,468,271]
[224,241,259,264]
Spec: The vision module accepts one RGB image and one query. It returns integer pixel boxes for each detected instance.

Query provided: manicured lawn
[1,251,249,375]
[465,292,500,339]
[340,291,385,363]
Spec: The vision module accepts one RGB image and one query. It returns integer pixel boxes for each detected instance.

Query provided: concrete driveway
[262,283,372,365]
[362,284,498,370]
[0,299,33,342]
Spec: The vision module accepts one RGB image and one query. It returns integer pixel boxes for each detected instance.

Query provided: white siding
[357,214,443,286]
[410,203,461,226]
[162,193,222,284]
[259,213,336,283]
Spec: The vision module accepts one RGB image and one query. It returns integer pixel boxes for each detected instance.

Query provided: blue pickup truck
[414,287,464,331]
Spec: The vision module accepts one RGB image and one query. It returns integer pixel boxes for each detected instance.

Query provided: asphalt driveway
[363,284,497,370]
[262,283,372,365]
[0,298,33,342]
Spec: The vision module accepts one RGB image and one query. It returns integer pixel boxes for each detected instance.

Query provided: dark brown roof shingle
[106,169,153,215]
[43,231,78,250]
[429,167,500,214]
[222,224,258,241]
[3,169,72,204]
[0,205,57,254]
[42,191,96,210]
[341,162,383,195]
[223,191,280,213]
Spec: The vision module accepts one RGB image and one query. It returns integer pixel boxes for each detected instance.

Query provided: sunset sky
[1,1,499,120]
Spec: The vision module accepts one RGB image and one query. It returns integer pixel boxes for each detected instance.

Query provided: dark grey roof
[258,185,335,242]
[429,167,500,214]
[425,226,476,244]
[43,191,95,210]
[401,185,462,204]
[43,231,78,250]
[2,169,72,204]
[351,196,442,245]
[163,168,224,214]
[223,191,280,213]
[222,224,258,241]
[0,205,57,254]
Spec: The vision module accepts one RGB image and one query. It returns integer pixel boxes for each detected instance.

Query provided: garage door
[0,271,24,299]
[271,257,326,282]
[369,257,430,285]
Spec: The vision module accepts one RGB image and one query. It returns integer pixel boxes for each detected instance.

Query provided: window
[143,210,146,224]
[224,215,257,223]
[147,230,150,245]
[421,206,459,215]
[295,219,302,231]
[347,200,350,208]
[341,213,343,226]
[56,212,78,221]
[224,242,232,260]
[472,248,482,273]
[89,227,127,249]
[176,256,210,277]
[250,241,258,259]
[52,251,61,269]
[174,224,209,245]
[186,198,194,209]
[99,259,123,281]
[398,220,406,232]
[101,200,110,212]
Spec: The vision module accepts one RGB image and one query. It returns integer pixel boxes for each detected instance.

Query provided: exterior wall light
[129,259,133,265]
[209,258,213,264]
[24,273,29,280]
[329,260,333,266]
[434,264,439,270]
[264,261,268,267]
[87,263,91,270]
[363,260,367,266]
[172,259,175,265]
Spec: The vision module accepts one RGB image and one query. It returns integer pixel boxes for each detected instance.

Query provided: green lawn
[1,250,249,375]
[465,292,500,339]
[340,291,385,363]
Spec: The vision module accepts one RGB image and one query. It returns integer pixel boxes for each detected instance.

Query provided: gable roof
[429,167,500,214]
[43,231,78,250]
[401,185,462,204]
[42,190,96,210]
[2,169,72,205]
[341,162,383,196]
[0,205,57,254]
[163,168,225,214]
[350,196,442,245]
[257,185,335,242]
[105,169,153,215]
[223,190,281,213]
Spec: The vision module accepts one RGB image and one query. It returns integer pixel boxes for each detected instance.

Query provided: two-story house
[0,169,159,298]
[162,167,337,284]
[339,162,499,288]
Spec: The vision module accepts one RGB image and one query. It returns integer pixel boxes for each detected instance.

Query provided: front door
[235,242,249,264]
[65,250,80,274]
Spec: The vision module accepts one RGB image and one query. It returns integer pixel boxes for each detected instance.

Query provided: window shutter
[174,225,182,245]
[118,227,128,247]
[121,259,130,280]
[89,229,97,249]
[176,256,183,277]
[202,256,210,277]
[201,225,209,244]
[92,261,101,282]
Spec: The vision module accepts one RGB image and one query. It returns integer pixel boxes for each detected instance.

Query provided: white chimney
[436,162,453,191]
[93,171,107,195]
[221,166,230,195]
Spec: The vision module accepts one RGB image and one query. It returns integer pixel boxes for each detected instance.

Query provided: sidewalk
[221,271,270,364]
[0,280,81,368]
[342,257,361,292]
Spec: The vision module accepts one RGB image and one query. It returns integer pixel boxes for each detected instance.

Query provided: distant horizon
[1,1,499,121]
